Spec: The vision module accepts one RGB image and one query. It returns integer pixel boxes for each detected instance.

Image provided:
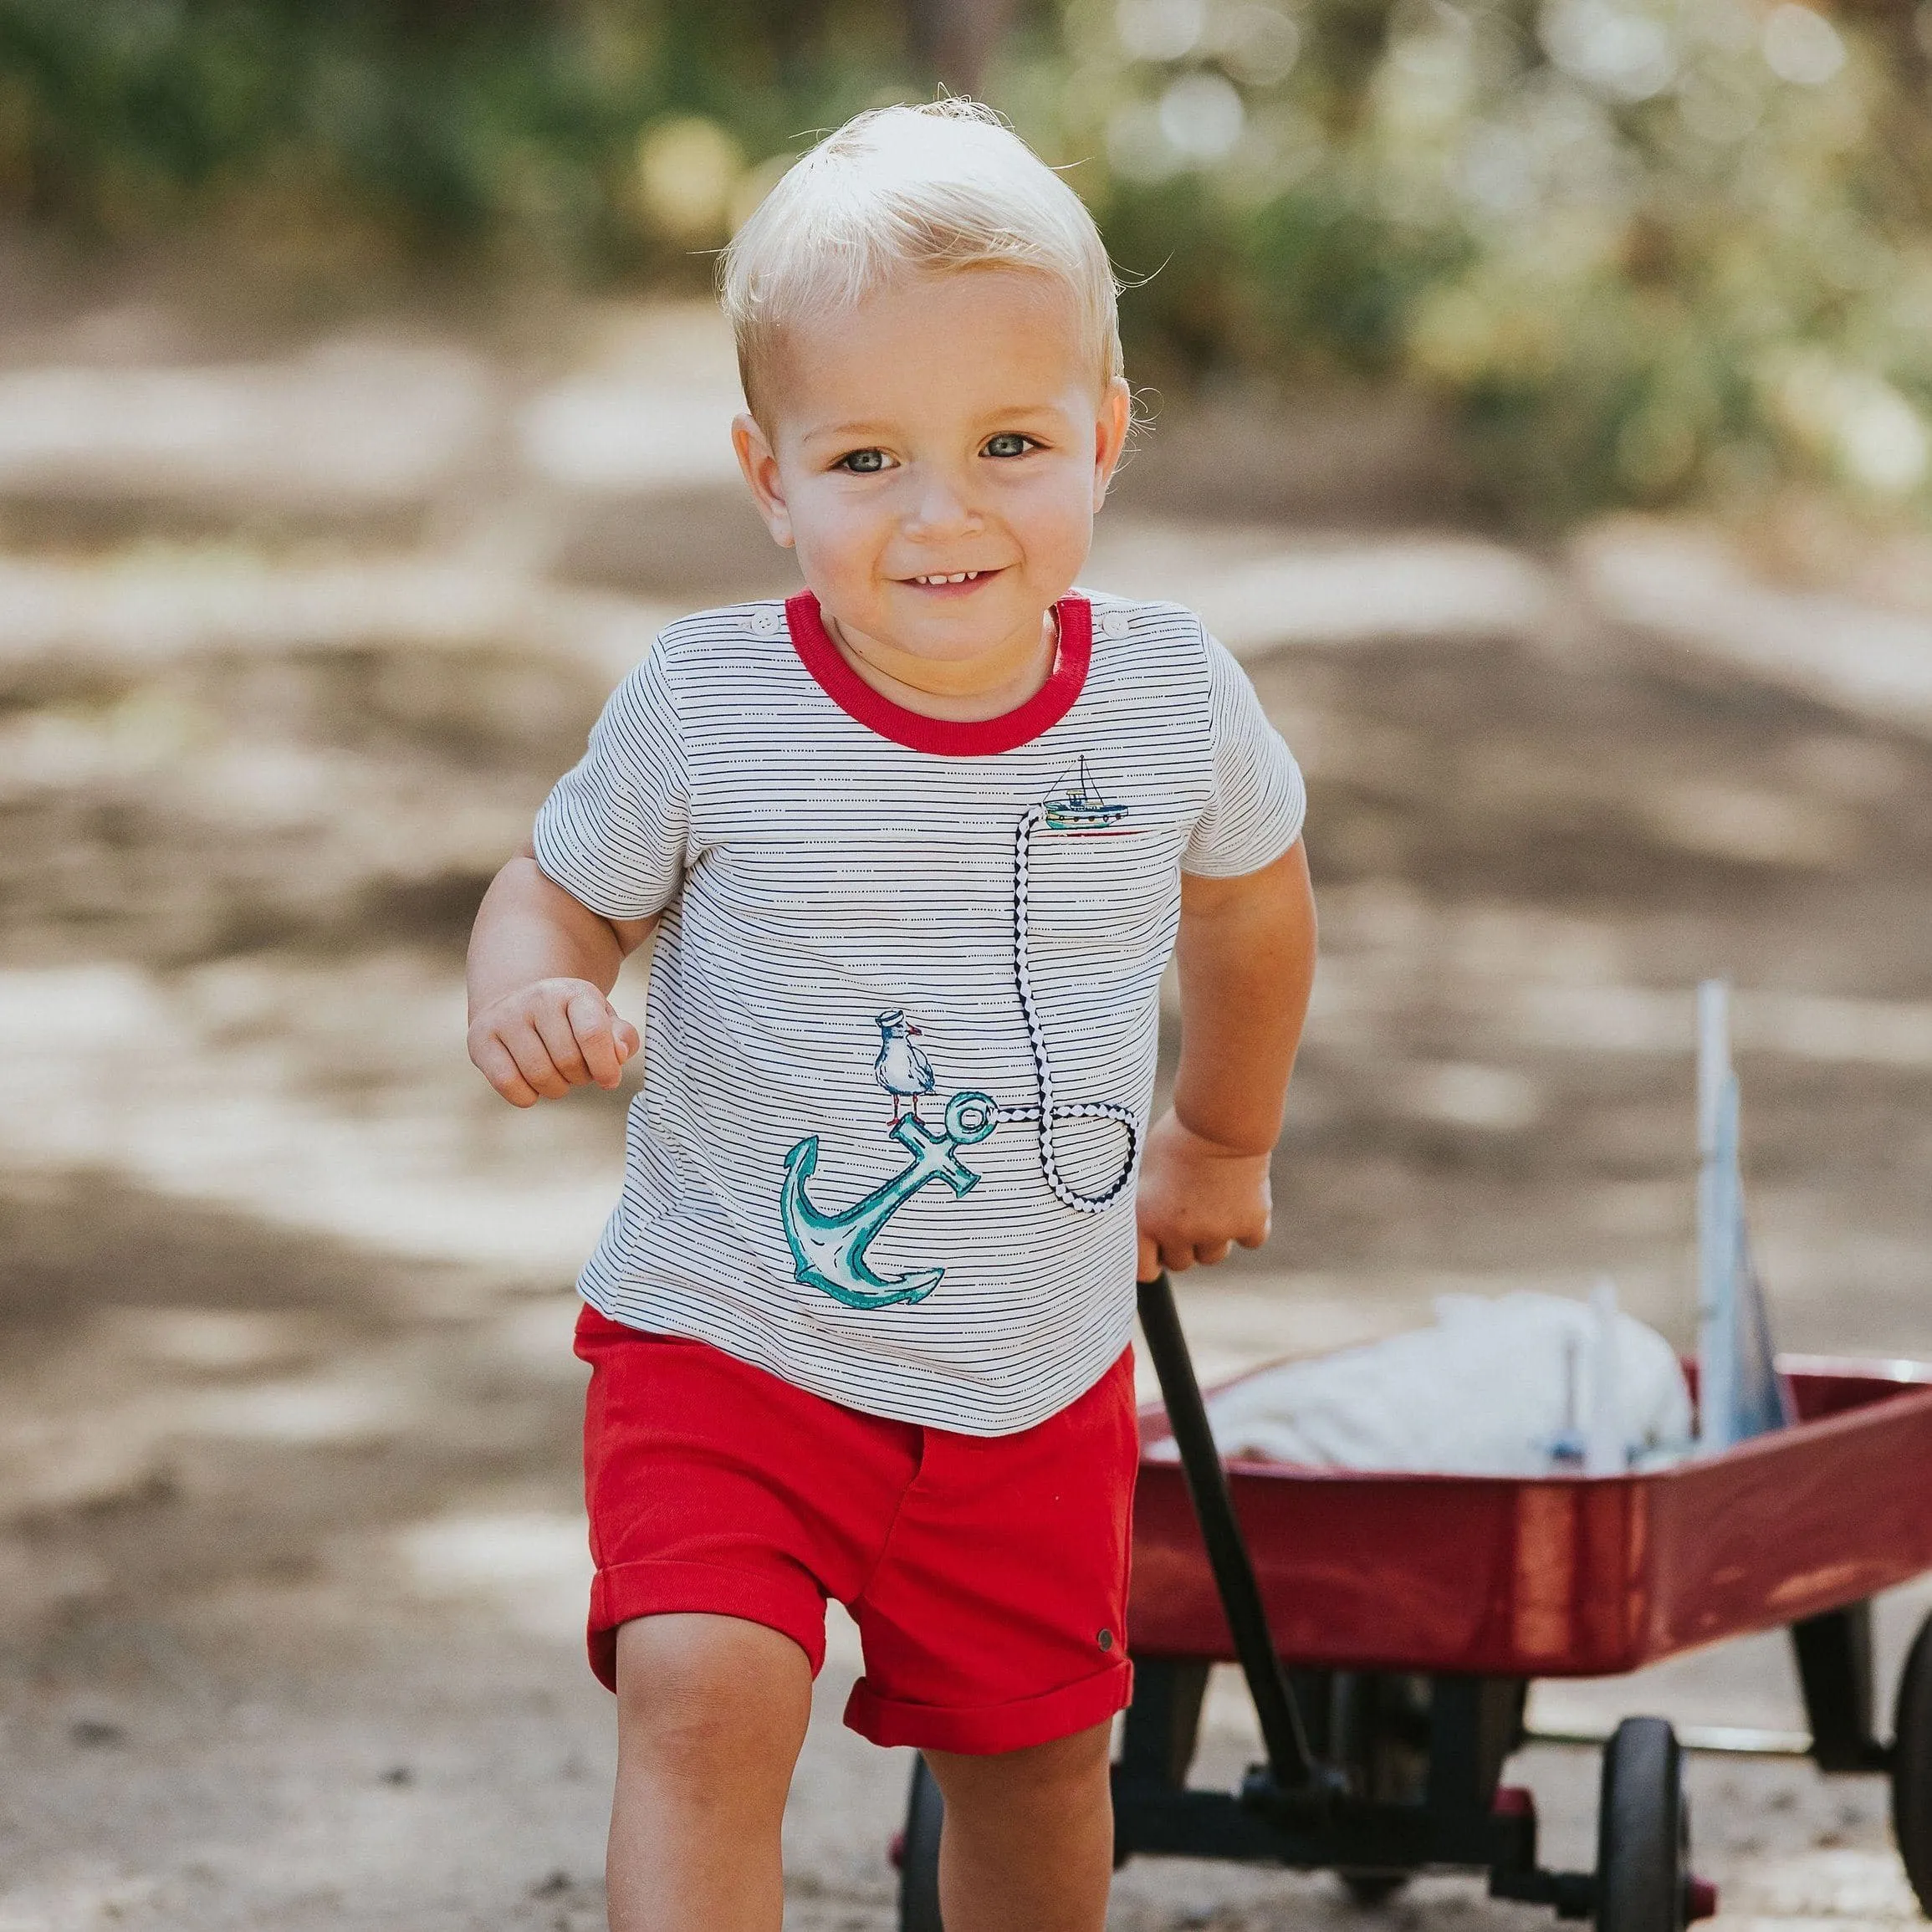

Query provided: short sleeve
[1182,632,1307,877]
[533,643,689,921]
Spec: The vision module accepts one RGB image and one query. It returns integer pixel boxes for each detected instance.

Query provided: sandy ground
[3,235,1931,1928]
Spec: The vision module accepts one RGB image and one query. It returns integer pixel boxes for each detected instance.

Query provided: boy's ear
[733,412,795,549]
[1091,377,1132,512]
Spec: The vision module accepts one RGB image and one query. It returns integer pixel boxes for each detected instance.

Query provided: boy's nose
[902,468,980,538]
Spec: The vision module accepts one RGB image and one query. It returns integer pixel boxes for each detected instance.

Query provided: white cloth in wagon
[1159,1291,1694,1477]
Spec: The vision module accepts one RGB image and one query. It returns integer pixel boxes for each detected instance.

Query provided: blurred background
[2,3,1930,1927]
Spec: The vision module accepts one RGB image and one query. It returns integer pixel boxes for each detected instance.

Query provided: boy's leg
[843,1350,1140,1927]
[923,1720,1115,1932]
[607,1613,814,1932]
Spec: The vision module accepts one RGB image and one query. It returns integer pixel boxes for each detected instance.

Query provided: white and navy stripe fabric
[534,590,1305,1435]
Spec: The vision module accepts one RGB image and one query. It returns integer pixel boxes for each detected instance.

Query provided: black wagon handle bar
[1136,1270,1320,1794]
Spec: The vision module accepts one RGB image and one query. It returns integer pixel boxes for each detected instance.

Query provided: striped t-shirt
[534,590,1306,1435]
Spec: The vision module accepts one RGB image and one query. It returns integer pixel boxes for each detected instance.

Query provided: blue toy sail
[1695,982,1795,1451]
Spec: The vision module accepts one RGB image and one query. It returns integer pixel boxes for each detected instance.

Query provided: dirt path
[3,256,1930,1928]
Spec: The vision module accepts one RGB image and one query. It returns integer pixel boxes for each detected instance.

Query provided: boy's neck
[824,608,1059,723]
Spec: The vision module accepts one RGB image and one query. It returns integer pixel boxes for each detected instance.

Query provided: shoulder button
[1098,609,1131,639]
[750,606,785,637]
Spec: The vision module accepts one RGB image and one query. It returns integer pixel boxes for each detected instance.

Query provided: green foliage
[3,0,1930,517]
[0,0,911,255]
[1053,0,1932,514]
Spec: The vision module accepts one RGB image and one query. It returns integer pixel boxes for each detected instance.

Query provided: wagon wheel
[1596,1717,1689,1932]
[898,1756,946,1932]
[1892,1607,1932,1913]
[1340,1868,1410,1905]
[1329,1673,1429,1907]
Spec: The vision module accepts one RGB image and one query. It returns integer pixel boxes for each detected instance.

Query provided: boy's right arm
[467,841,657,1107]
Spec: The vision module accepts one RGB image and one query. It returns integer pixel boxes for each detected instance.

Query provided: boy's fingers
[502,1023,571,1100]
[565,989,623,1087]
[1196,1239,1233,1268]
[1137,1233,1159,1282]
[530,1001,591,1085]
[471,1034,539,1108]
[614,1017,641,1061]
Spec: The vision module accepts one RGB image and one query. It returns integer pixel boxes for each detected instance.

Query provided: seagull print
[873,1009,937,1124]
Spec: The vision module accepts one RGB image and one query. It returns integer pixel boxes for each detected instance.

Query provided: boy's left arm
[1137,840,1317,1280]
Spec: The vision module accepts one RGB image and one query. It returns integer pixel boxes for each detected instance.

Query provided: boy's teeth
[915,570,979,584]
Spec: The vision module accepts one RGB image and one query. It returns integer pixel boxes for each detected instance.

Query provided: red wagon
[897,1276,1932,1930]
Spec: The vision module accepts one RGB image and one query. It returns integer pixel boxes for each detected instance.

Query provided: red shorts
[575,1306,1138,1755]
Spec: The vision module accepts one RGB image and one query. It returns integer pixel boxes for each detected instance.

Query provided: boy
[467,100,1316,1932]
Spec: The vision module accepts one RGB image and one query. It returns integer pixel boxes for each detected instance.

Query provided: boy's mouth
[899,567,1002,593]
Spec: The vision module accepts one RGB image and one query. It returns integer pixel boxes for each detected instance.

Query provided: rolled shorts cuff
[587,1558,825,1693]
[841,1657,1134,1756]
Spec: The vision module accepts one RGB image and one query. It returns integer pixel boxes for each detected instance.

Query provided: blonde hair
[720,100,1122,420]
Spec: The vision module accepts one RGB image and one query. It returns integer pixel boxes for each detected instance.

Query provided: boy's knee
[926,1720,1113,1811]
[613,1614,811,1776]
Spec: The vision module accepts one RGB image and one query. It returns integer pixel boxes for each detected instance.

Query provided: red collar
[785,591,1091,757]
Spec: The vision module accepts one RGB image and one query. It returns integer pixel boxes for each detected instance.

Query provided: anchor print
[780,1017,1003,1310]
[778,783,1151,1309]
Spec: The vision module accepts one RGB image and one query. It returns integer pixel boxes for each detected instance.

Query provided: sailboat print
[1042,756,1130,832]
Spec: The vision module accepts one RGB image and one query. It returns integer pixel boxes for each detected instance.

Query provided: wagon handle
[1137,1271,1325,1800]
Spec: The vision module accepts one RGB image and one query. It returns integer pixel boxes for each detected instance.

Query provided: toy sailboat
[1696,979,1795,1452]
[1043,756,1129,831]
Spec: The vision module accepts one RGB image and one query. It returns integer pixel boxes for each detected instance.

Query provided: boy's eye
[984,432,1036,458]
[836,448,891,474]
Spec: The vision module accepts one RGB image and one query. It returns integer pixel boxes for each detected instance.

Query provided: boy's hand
[468,977,641,1107]
[1135,1108,1272,1280]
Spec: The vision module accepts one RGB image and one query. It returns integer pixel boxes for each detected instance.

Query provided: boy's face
[733,268,1132,667]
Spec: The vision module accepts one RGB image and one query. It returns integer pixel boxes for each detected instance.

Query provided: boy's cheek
[790,500,884,582]
[1005,473,1100,549]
